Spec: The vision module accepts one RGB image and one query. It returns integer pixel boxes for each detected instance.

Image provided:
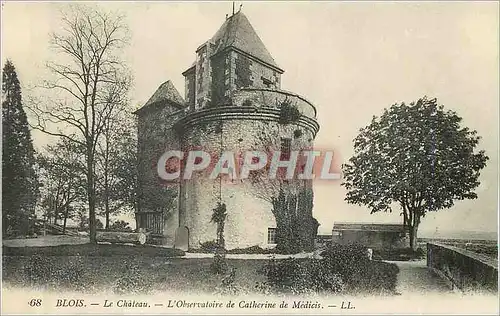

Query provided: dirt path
[388,259,453,295]
[2,235,89,247]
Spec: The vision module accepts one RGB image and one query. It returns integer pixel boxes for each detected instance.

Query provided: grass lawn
[2,243,401,296]
[2,244,266,295]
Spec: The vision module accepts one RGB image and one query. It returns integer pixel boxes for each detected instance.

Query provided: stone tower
[135,11,319,250]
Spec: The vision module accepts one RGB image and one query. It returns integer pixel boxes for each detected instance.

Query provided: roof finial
[239,4,243,12]
[232,1,235,15]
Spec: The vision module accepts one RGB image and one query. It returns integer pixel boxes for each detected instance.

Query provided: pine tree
[2,60,39,236]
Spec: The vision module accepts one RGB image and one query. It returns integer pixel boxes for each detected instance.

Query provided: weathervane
[230,2,243,17]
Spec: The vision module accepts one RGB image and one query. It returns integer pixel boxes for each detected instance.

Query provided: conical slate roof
[144,80,185,107]
[210,11,283,72]
[134,80,185,114]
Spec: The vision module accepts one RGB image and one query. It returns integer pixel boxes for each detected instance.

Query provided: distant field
[418,238,498,260]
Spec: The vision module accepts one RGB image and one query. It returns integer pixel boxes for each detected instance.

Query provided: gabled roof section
[134,80,186,114]
[211,11,283,73]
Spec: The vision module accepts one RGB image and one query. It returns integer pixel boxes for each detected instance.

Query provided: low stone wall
[427,242,498,293]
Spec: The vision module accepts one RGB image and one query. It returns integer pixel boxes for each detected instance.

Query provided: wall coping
[236,87,318,117]
[175,106,320,136]
[428,242,498,269]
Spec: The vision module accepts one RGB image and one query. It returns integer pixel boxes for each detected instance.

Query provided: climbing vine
[271,187,319,254]
[278,98,301,124]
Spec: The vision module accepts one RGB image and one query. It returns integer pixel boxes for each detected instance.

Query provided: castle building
[134,11,320,250]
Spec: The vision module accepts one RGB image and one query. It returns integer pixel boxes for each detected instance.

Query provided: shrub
[109,220,132,232]
[214,267,244,295]
[257,257,345,295]
[257,243,400,295]
[373,247,426,261]
[416,247,426,257]
[199,240,223,253]
[210,252,228,275]
[227,245,274,254]
[321,243,399,294]
[278,99,301,124]
[293,129,303,139]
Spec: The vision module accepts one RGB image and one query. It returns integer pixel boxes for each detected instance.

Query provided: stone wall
[427,242,498,293]
[136,102,183,246]
[210,52,228,106]
[231,88,317,119]
[207,50,283,108]
[233,52,281,90]
[183,68,195,107]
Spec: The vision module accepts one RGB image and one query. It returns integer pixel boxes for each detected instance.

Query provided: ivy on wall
[271,187,319,254]
[278,98,301,124]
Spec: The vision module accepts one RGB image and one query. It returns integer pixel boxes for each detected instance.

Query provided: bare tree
[28,4,131,243]
[38,137,86,233]
[96,110,137,229]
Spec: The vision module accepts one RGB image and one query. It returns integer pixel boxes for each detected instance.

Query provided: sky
[2,1,498,236]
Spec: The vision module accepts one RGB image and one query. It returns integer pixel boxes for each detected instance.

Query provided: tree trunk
[87,149,97,244]
[105,202,110,230]
[96,231,149,245]
[409,223,419,251]
[217,222,225,249]
[135,215,140,233]
[104,130,110,230]
[220,222,225,248]
[62,205,69,234]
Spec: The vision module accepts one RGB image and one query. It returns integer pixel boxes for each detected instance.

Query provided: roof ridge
[134,80,186,114]
[209,11,282,71]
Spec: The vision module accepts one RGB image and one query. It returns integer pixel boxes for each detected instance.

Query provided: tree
[342,97,489,250]
[2,60,39,236]
[96,111,137,229]
[37,137,86,233]
[249,124,318,253]
[270,185,318,254]
[211,202,227,249]
[28,5,131,243]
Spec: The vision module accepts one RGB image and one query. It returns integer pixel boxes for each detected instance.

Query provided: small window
[267,228,277,244]
[280,137,292,160]
[261,76,273,88]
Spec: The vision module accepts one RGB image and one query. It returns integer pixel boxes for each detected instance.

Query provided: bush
[278,99,301,124]
[109,220,132,232]
[257,257,344,295]
[210,252,228,275]
[214,267,245,295]
[198,240,223,253]
[256,243,400,295]
[227,245,274,254]
[373,247,426,261]
[321,243,399,294]
[242,99,253,107]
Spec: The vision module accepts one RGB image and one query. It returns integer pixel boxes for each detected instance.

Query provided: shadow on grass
[2,243,185,257]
